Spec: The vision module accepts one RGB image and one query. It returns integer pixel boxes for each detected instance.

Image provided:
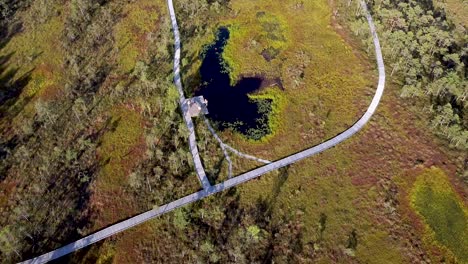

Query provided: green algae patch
[410,167,468,262]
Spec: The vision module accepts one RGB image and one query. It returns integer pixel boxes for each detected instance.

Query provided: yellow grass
[442,0,468,28]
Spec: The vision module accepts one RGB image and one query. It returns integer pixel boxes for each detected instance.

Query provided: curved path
[203,116,234,178]
[203,116,271,178]
[203,116,271,179]
[223,144,272,164]
[21,1,384,263]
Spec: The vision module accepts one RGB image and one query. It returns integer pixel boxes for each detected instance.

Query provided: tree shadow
[205,155,226,185]
[0,52,33,180]
[0,17,24,47]
[271,166,289,200]
[243,166,290,233]
[18,157,101,263]
[14,114,116,262]
[0,52,33,106]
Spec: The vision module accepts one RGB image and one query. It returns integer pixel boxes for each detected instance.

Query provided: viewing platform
[184,96,209,117]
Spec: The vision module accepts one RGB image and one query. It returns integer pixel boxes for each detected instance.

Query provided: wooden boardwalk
[169,0,211,190]
[203,116,271,178]
[21,1,385,263]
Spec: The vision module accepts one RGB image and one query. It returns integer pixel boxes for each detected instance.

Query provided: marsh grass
[410,167,468,262]
[90,107,146,226]
[210,0,371,161]
[0,11,65,128]
[443,0,468,29]
[248,87,287,142]
[114,0,162,73]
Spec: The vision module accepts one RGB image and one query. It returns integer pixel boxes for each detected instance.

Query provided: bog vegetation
[0,0,200,261]
[0,0,466,263]
[410,167,467,262]
[341,0,467,149]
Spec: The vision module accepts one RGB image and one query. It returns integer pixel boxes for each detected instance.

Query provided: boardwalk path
[203,116,234,178]
[169,0,211,189]
[21,1,384,263]
[203,116,271,178]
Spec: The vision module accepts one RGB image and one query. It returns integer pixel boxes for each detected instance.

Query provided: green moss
[356,231,405,264]
[95,243,116,264]
[0,16,64,76]
[223,12,289,84]
[98,108,145,186]
[256,12,289,49]
[0,15,64,101]
[0,12,65,132]
[239,146,359,242]
[114,0,162,73]
[247,225,261,240]
[410,167,468,262]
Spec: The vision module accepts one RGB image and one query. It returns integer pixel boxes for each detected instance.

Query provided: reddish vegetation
[39,83,63,101]
[113,222,160,263]
[34,63,64,101]
[0,180,18,207]
[344,85,466,262]
[98,73,125,94]
[123,4,160,57]
[90,188,140,231]
[393,168,452,261]
[118,137,147,176]
[324,4,467,260]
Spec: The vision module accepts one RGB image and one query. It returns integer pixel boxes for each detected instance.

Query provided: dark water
[196,27,271,140]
